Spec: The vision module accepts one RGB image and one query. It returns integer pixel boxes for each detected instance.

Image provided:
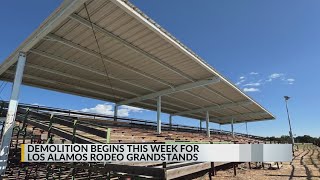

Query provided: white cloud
[243,88,260,92]
[80,103,144,117]
[266,73,284,82]
[118,105,144,117]
[235,79,245,86]
[81,104,114,116]
[237,72,295,92]
[121,105,144,112]
[243,82,261,87]
[269,73,284,79]
[286,78,295,85]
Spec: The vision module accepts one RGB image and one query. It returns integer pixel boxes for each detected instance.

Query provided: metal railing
[0,100,266,140]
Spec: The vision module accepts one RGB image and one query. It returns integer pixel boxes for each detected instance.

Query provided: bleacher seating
[0,101,268,180]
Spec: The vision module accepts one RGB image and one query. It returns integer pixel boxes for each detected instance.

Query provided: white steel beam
[157,96,161,134]
[118,77,220,106]
[206,111,210,137]
[0,52,26,174]
[173,101,251,116]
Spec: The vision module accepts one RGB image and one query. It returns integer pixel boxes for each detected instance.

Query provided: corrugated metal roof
[0,0,275,124]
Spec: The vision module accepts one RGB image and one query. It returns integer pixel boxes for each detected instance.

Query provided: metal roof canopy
[0,0,275,124]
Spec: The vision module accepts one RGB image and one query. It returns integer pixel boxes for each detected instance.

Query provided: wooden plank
[51,162,166,178]
[167,162,211,180]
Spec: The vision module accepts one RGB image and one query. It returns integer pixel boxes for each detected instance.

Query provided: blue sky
[1,0,319,137]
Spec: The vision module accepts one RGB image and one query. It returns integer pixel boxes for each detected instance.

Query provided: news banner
[21,144,292,162]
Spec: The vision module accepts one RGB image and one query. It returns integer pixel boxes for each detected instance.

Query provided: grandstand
[0,101,270,179]
[0,0,276,179]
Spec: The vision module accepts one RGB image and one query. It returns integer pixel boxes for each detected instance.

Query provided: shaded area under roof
[0,0,275,124]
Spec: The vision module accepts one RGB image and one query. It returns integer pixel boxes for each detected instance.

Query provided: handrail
[0,100,266,140]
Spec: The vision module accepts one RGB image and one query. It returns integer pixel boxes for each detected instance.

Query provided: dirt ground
[202,144,320,180]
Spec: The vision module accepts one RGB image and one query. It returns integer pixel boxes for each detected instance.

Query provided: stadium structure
[0,0,279,179]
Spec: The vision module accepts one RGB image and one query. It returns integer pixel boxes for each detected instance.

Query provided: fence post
[47,114,54,142]
[106,128,111,144]
[72,119,78,144]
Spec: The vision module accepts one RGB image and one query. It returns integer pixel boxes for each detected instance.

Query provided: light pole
[284,96,295,153]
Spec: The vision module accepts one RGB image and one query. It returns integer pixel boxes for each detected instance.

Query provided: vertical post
[169,114,172,130]
[233,163,237,176]
[248,142,252,169]
[246,122,249,138]
[72,119,77,144]
[157,96,161,134]
[210,162,215,176]
[0,122,4,140]
[47,114,54,143]
[88,163,92,179]
[231,118,234,138]
[106,128,111,144]
[114,104,118,121]
[206,111,210,137]
[162,162,167,168]
[200,120,202,131]
[219,124,222,141]
[0,52,26,174]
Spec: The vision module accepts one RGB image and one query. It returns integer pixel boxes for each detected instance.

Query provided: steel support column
[157,96,161,134]
[169,114,172,129]
[246,122,249,138]
[200,120,202,131]
[114,104,118,121]
[0,52,26,174]
[206,111,210,137]
[231,118,234,138]
[219,124,222,141]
